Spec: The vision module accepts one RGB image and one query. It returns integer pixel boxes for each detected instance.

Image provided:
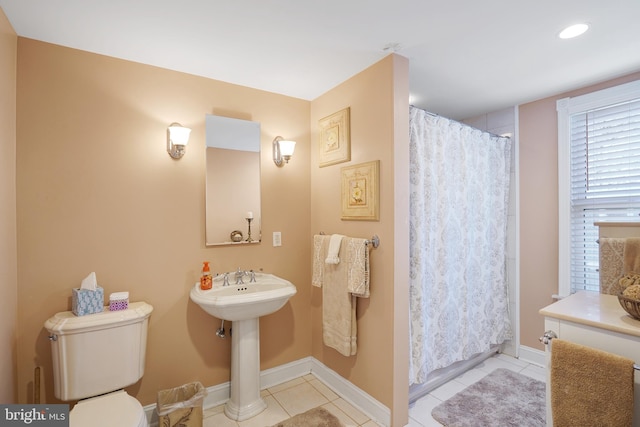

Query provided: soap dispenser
[200,262,212,290]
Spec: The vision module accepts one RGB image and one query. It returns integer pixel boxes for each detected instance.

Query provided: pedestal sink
[190,272,296,421]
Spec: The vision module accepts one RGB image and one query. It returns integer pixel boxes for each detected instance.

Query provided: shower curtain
[408,106,513,385]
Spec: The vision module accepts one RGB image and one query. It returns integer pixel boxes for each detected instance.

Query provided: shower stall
[408,106,518,403]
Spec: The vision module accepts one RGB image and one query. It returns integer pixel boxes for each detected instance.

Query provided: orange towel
[551,339,634,427]
[624,237,640,274]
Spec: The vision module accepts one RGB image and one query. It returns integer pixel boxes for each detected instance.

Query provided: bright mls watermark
[1,405,68,426]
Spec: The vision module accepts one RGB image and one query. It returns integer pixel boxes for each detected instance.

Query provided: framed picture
[319,107,350,167]
[341,160,380,221]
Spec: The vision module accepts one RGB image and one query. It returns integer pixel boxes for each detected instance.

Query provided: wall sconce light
[273,136,296,167]
[167,123,191,159]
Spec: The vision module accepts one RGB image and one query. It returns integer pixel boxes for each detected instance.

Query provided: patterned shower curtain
[408,106,513,385]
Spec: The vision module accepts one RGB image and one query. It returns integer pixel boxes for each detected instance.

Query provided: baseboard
[517,344,545,367]
[309,358,390,426]
[143,356,390,426]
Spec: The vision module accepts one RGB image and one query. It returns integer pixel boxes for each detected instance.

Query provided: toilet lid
[70,390,146,427]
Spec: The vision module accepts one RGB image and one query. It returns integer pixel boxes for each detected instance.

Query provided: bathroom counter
[539,291,640,337]
[540,291,640,427]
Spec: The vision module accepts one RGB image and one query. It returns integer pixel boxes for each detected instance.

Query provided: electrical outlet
[273,232,282,247]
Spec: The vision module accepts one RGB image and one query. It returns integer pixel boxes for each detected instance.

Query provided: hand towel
[312,234,327,287]
[599,237,625,294]
[551,339,634,427]
[346,237,371,298]
[325,234,344,264]
[624,237,640,274]
[322,253,357,356]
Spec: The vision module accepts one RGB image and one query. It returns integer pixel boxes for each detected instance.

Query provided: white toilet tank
[44,301,153,401]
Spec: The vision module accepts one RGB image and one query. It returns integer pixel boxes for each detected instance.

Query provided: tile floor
[202,353,545,427]
[203,373,380,427]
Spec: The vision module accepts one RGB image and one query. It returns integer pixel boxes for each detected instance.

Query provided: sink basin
[190,272,297,321]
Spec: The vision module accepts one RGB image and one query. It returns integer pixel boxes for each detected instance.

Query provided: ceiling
[2,0,639,119]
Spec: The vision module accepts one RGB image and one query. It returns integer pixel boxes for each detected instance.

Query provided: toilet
[44,301,153,427]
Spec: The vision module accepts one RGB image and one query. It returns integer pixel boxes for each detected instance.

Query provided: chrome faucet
[222,272,230,287]
[249,270,256,283]
[235,268,245,285]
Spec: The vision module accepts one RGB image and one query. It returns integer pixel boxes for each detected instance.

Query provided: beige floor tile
[267,377,306,394]
[203,411,239,427]
[308,378,339,401]
[273,382,330,416]
[238,395,289,427]
[321,402,359,427]
[203,403,226,417]
[331,398,369,425]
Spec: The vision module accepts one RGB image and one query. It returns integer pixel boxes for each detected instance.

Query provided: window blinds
[570,98,640,292]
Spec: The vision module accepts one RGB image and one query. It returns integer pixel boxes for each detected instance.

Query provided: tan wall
[519,70,640,350]
[15,38,312,406]
[309,54,410,425]
[0,8,17,403]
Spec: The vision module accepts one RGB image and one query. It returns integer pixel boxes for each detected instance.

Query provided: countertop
[539,291,640,338]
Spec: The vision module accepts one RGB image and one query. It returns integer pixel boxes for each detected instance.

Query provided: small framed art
[341,160,380,221]
[319,107,350,167]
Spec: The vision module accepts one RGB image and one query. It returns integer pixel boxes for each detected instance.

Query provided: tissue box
[109,292,129,311]
[72,286,104,316]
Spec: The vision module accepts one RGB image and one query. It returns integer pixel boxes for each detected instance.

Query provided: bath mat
[270,407,343,427]
[431,368,545,427]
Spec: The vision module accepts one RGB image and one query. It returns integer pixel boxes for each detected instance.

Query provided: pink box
[109,292,129,311]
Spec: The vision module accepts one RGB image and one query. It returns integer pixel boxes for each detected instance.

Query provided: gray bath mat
[431,368,545,427]
[270,407,343,427]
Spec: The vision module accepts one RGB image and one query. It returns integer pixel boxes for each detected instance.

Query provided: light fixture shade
[279,140,296,157]
[169,125,191,146]
[167,123,191,159]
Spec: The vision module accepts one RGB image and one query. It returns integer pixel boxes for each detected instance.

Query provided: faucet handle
[250,270,256,283]
[223,273,230,287]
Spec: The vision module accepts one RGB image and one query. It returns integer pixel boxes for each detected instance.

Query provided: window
[558,80,640,296]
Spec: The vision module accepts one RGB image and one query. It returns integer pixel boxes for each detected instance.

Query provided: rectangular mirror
[205,114,261,246]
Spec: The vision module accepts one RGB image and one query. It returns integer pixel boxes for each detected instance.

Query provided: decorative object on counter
[616,272,640,319]
[200,262,212,290]
[319,107,350,167]
[340,160,380,221]
[230,230,243,242]
[72,272,104,316]
[166,122,191,160]
[245,212,254,242]
[109,292,129,311]
[272,136,296,167]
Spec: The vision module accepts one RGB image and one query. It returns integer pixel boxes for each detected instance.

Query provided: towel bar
[540,330,640,370]
[318,232,380,249]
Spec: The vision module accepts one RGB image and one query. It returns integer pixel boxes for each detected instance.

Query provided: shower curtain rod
[410,105,511,140]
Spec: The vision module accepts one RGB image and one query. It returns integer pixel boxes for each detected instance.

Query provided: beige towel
[551,339,634,427]
[312,235,325,287]
[599,237,626,295]
[346,237,371,298]
[312,234,372,356]
[325,234,344,264]
[624,237,640,274]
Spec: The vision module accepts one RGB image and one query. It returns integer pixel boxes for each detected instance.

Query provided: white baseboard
[144,356,390,427]
[517,344,546,367]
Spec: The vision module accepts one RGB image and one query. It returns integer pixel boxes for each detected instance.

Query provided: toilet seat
[70,390,147,427]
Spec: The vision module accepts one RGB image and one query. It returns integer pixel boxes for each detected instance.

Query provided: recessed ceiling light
[559,23,589,39]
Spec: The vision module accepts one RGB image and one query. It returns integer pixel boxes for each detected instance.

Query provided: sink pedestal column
[224,318,267,421]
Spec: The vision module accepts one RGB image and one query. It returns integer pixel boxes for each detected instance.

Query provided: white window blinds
[569,98,640,292]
